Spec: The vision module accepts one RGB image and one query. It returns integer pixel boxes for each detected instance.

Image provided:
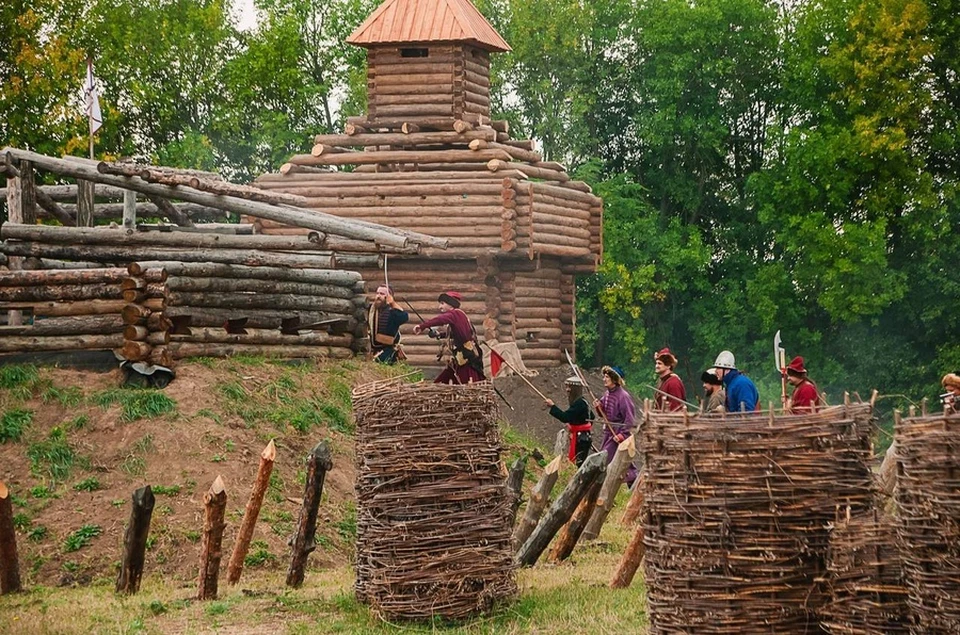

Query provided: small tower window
[400,47,429,58]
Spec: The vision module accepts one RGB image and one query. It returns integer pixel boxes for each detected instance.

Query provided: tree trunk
[0,242,348,270]
[116,485,156,595]
[877,439,897,496]
[0,314,123,336]
[147,194,195,228]
[581,435,636,541]
[506,455,528,529]
[168,291,354,314]
[0,283,122,303]
[6,299,127,317]
[168,342,354,361]
[128,262,361,286]
[313,129,496,147]
[0,334,123,353]
[619,478,644,527]
[512,455,562,550]
[609,523,645,589]
[166,276,354,299]
[548,479,603,563]
[0,482,22,595]
[287,441,333,588]
[289,148,512,167]
[162,307,356,332]
[227,440,276,585]
[170,328,353,348]
[76,179,95,227]
[0,268,128,287]
[196,476,227,601]
[515,451,606,567]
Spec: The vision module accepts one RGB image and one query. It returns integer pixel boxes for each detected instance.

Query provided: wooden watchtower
[347,0,510,130]
[252,0,603,369]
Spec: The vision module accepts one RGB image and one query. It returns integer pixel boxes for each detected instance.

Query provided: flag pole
[87,57,95,160]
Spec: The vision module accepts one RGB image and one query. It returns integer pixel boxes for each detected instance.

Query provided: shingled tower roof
[347,0,511,52]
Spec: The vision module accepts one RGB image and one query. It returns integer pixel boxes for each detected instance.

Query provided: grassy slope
[0,358,648,634]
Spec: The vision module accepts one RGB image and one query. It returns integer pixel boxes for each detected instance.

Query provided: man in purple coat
[413,291,486,384]
[593,365,638,486]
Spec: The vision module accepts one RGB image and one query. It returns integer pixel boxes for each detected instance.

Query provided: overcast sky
[231,0,258,31]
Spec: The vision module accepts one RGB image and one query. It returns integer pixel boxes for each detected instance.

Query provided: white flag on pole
[83,58,103,135]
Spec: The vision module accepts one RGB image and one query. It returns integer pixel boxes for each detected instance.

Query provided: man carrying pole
[544,376,594,467]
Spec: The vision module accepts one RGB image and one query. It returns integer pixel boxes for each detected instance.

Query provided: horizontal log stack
[2,149,436,364]
[0,267,126,352]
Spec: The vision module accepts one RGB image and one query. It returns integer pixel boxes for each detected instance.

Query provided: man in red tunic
[786,356,819,413]
[413,291,486,384]
[654,347,687,412]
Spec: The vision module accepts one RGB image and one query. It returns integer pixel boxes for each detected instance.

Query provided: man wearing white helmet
[713,350,759,412]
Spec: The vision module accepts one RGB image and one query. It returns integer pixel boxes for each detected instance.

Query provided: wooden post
[122,188,137,230]
[116,485,156,594]
[77,179,95,227]
[286,441,332,588]
[515,451,606,567]
[512,455,562,550]
[5,171,24,327]
[0,482,22,594]
[609,522,645,589]
[581,435,636,540]
[196,475,227,600]
[506,454,528,528]
[227,440,276,585]
[548,478,602,563]
[619,477,644,527]
[17,160,37,224]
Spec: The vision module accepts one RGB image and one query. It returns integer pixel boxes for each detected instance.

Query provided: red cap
[438,291,462,308]
[655,347,677,368]
[786,356,807,374]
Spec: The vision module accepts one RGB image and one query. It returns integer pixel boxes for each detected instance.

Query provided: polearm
[476,341,548,401]
[564,349,619,438]
[774,330,787,409]
[642,384,698,410]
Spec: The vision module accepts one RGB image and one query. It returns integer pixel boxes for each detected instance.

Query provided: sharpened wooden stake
[227,440,276,585]
[582,435,636,540]
[286,441,333,588]
[609,522,645,589]
[512,455,562,550]
[515,451,606,567]
[197,476,227,600]
[619,477,644,527]
[506,455,528,528]
[0,482,22,594]
[548,479,602,563]
[116,485,156,594]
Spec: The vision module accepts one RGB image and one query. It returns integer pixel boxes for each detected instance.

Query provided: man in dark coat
[545,375,593,466]
[413,291,485,384]
[367,285,408,365]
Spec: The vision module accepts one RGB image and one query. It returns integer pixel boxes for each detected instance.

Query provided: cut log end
[211,475,226,495]
[0,482,7,498]
[545,455,563,474]
[262,439,277,461]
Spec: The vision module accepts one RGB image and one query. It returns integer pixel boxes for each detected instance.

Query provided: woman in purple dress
[413,291,486,384]
[594,365,638,486]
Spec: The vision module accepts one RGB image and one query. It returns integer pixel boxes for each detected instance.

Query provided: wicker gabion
[821,509,909,634]
[641,403,876,634]
[895,411,960,634]
[352,379,518,621]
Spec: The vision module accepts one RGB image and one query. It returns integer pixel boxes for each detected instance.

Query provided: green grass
[62,524,102,553]
[0,407,32,443]
[151,484,181,496]
[243,540,277,568]
[0,364,41,396]
[12,512,31,531]
[41,385,83,407]
[27,525,48,542]
[27,426,76,483]
[91,388,176,422]
[72,477,101,492]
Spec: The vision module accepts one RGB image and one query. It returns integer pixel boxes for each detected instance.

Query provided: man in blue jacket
[712,350,759,412]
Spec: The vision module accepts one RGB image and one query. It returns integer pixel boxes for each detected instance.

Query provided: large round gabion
[821,510,909,634]
[895,412,960,633]
[352,379,517,621]
[641,404,875,633]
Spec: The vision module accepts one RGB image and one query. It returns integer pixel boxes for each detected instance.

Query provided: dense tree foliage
[2,0,958,409]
